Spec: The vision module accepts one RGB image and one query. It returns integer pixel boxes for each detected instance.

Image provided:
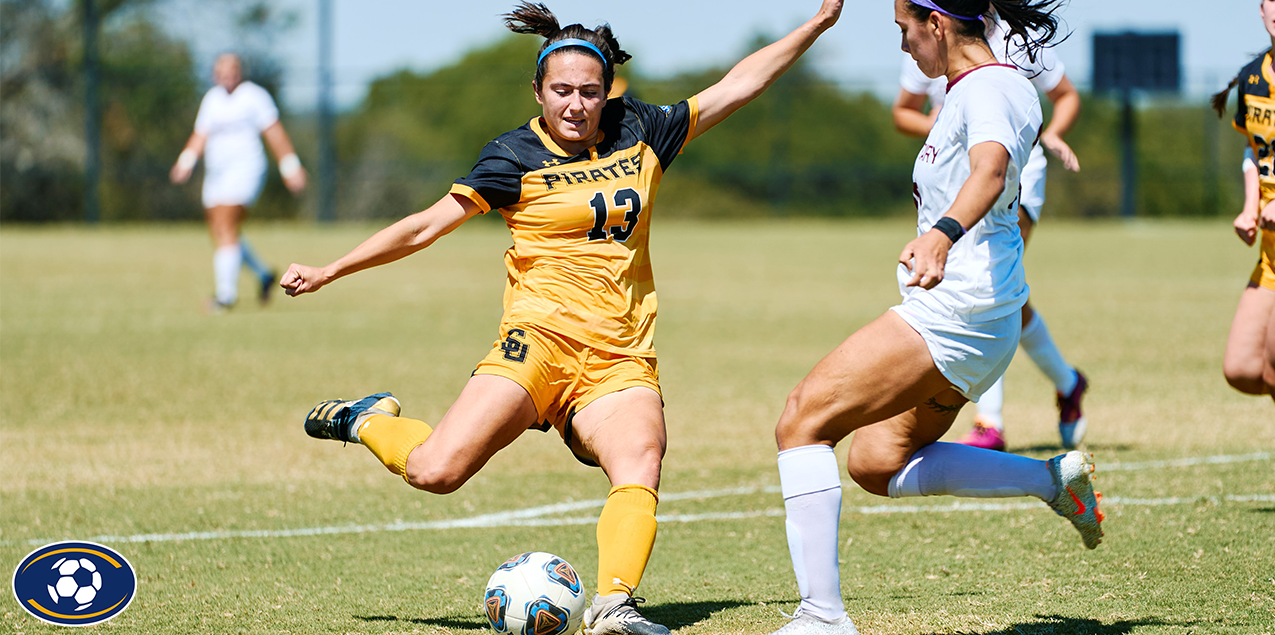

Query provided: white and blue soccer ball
[47,557,103,611]
[484,552,586,635]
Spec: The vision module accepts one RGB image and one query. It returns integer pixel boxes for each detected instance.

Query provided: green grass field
[2,219,1272,635]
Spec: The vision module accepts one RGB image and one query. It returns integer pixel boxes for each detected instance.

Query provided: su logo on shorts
[502,328,530,363]
[11,541,137,627]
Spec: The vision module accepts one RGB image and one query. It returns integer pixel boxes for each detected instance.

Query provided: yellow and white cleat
[304,392,400,443]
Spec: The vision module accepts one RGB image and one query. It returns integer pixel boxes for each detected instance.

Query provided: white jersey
[903,65,1042,321]
[194,81,279,174]
[899,20,1060,222]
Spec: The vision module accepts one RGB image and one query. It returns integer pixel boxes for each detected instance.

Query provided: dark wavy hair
[503,2,632,93]
[904,0,1066,65]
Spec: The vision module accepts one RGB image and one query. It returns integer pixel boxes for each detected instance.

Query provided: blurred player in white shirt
[892,15,1087,452]
[170,53,307,312]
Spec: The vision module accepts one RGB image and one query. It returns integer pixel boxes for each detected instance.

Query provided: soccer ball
[484,552,587,635]
[47,557,102,611]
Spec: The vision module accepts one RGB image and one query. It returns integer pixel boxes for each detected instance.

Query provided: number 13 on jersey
[586,188,643,242]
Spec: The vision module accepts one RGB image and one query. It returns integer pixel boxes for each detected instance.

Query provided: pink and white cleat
[954,416,1006,452]
[1057,370,1089,449]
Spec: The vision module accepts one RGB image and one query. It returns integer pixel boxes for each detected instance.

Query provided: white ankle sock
[1020,312,1077,395]
[213,244,242,305]
[888,442,1056,501]
[975,376,1005,430]
[777,445,847,623]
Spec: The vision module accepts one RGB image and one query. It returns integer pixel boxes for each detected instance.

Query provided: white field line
[4,485,780,547]
[18,493,1273,546]
[1103,452,1271,471]
[6,453,1271,547]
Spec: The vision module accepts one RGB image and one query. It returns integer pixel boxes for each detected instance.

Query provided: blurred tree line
[0,0,1252,223]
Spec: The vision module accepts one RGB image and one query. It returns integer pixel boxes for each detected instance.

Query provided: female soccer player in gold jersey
[1216,0,1275,405]
[280,2,843,633]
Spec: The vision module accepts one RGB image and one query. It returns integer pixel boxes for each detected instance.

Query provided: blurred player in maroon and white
[170,53,306,312]
[892,14,1086,451]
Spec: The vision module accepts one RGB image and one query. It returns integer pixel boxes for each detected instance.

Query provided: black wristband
[932,217,966,244]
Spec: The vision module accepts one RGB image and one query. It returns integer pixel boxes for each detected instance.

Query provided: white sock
[1020,311,1077,395]
[213,244,242,305]
[888,442,1056,501]
[777,445,847,623]
[239,237,271,280]
[975,375,1005,430]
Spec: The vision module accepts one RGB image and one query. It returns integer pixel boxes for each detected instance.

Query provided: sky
[162,0,1269,110]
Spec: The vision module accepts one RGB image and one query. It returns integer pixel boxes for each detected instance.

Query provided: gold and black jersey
[1234,50,1275,208]
[1232,51,1275,268]
[450,96,700,358]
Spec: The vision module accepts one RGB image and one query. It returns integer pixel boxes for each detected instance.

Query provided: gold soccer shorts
[475,323,661,465]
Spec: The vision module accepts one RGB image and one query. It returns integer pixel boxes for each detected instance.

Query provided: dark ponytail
[1212,75,1241,118]
[904,0,1066,65]
[503,2,631,93]
[504,1,560,38]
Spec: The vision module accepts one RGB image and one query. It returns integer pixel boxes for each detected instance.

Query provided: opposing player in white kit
[767,1,1101,633]
[892,15,1087,451]
[170,53,307,312]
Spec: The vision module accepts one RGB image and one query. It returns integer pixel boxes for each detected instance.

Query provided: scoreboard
[1092,32,1181,94]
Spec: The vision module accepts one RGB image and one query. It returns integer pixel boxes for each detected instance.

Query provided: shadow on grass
[634,599,753,629]
[922,614,1184,634]
[354,614,488,630]
[889,591,983,600]
[1250,507,1275,514]
[1010,443,1135,455]
[355,600,752,632]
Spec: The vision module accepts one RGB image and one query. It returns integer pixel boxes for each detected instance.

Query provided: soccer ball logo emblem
[12,541,136,627]
[48,557,103,611]
[484,552,586,635]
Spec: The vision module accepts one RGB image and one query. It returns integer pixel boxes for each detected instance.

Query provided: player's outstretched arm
[280,193,482,297]
[900,141,1009,290]
[691,0,842,139]
[169,133,206,184]
[1041,75,1081,172]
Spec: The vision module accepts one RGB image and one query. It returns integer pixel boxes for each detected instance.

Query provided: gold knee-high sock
[357,414,433,482]
[595,484,659,596]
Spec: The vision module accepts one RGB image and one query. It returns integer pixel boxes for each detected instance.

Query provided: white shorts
[1019,146,1047,223]
[891,301,1022,401]
[202,165,265,208]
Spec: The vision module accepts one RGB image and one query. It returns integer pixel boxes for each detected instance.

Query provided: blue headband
[537,38,609,68]
[909,0,984,22]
